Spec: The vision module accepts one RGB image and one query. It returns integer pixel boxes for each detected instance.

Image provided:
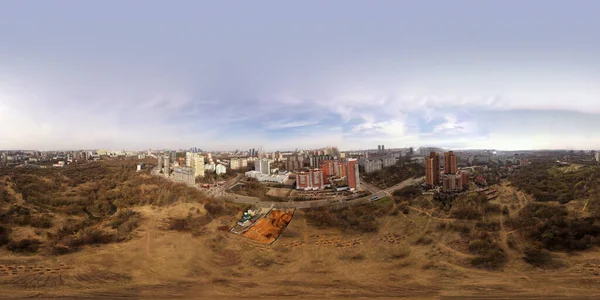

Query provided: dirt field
[2,199,600,299]
[240,209,294,244]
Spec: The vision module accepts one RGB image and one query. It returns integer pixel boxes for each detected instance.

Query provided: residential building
[519,158,529,166]
[173,167,195,185]
[1,152,6,164]
[285,159,302,171]
[310,169,324,190]
[186,152,193,167]
[363,159,383,174]
[425,157,434,186]
[193,154,205,177]
[230,158,241,170]
[382,156,395,167]
[296,172,311,189]
[205,163,216,172]
[346,158,360,190]
[444,151,457,174]
[158,155,164,173]
[461,171,470,187]
[216,164,226,175]
[241,158,248,168]
[170,151,176,162]
[424,152,441,186]
[596,152,600,162]
[455,174,463,191]
[163,155,170,176]
[442,175,456,192]
[255,159,270,175]
[320,160,336,177]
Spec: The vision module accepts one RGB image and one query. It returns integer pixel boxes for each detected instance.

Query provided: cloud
[1,1,600,150]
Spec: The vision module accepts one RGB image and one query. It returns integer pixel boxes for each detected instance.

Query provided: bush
[512,203,600,251]
[70,228,117,247]
[414,235,433,245]
[470,248,506,270]
[475,220,500,232]
[502,206,510,216]
[0,225,10,246]
[7,239,41,253]
[205,202,225,216]
[450,222,472,235]
[451,207,482,220]
[305,207,378,233]
[523,244,554,268]
[168,218,189,231]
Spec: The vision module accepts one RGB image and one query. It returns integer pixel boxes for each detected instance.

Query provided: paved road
[152,166,424,210]
[224,176,425,209]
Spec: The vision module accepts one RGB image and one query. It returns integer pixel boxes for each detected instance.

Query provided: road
[152,166,425,210]
[223,176,425,209]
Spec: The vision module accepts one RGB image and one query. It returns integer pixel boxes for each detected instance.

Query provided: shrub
[7,239,41,254]
[523,243,554,268]
[470,248,506,270]
[0,225,10,246]
[70,228,117,246]
[451,207,482,220]
[168,218,189,231]
[414,235,433,245]
[450,222,471,235]
[205,202,225,216]
[475,220,500,232]
[502,206,510,216]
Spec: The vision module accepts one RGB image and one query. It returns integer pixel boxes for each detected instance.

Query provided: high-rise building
[193,154,205,177]
[163,155,170,176]
[170,151,176,162]
[296,172,311,190]
[455,174,463,191]
[310,169,324,189]
[158,155,164,173]
[430,152,440,184]
[1,152,7,164]
[425,157,434,186]
[425,152,442,186]
[461,171,470,187]
[442,175,456,192]
[444,151,457,174]
[186,152,193,167]
[595,152,600,162]
[255,159,270,175]
[346,158,359,190]
[378,145,382,151]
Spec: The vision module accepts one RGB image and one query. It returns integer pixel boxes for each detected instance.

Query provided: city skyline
[2,1,600,151]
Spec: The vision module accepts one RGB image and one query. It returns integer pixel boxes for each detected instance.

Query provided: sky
[1,0,600,151]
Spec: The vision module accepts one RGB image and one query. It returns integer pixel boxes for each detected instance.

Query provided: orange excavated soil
[241,209,294,244]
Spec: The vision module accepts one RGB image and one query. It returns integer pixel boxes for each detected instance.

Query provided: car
[371,196,378,201]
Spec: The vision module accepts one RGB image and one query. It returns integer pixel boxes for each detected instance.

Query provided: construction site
[230,206,295,245]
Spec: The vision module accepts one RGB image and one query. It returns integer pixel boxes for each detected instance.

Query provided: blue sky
[1,0,600,151]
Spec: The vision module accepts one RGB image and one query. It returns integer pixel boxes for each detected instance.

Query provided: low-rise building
[216,164,226,175]
[245,170,289,184]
